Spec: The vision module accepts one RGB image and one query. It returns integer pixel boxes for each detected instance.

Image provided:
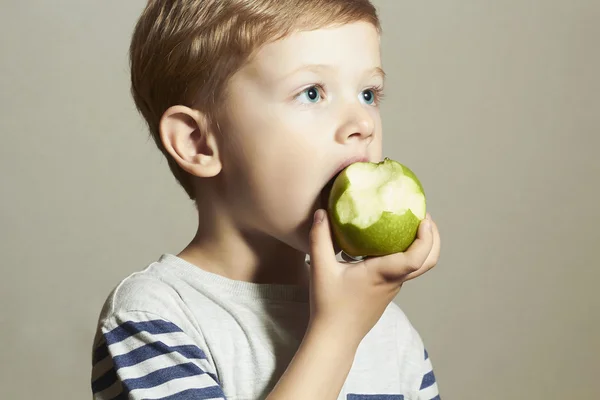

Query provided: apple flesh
[326,158,426,258]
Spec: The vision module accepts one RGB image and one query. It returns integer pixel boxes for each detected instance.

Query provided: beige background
[1,0,598,399]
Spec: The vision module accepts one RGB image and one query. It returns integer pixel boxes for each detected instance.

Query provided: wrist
[305,319,362,351]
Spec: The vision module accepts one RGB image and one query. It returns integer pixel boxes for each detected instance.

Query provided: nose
[334,104,375,144]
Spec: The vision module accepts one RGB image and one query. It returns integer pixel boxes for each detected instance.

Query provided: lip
[327,155,371,184]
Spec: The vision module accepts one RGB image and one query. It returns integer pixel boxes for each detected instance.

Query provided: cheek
[223,128,322,223]
[370,132,383,160]
[368,111,383,158]
[255,150,325,231]
[219,100,328,221]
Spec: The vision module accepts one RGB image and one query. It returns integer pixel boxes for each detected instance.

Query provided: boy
[91,0,442,399]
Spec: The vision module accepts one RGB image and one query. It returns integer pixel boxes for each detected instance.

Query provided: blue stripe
[430,396,441,400]
[104,319,183,345]
[121,362,205,392]
[424,348,429,360]
[92,366,117,394]
[113,342,207,369]
[347,396,404,400]
[156,386,226,399]
[93,340,109,364]
[420,370,436,390]
[92,361,221,397]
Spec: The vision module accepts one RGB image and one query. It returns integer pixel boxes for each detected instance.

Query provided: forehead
[244,22,381,79]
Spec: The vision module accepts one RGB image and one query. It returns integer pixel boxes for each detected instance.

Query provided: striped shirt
[91,254,440,399]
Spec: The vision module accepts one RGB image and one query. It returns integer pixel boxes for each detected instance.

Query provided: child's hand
[307,210,440,344]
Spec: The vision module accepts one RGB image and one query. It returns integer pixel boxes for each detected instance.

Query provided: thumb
[309,209,337,267]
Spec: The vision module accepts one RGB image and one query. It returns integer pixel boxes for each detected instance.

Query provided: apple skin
[327,158,426,258]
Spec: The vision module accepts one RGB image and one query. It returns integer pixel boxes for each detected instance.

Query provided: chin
[291,228,312,255]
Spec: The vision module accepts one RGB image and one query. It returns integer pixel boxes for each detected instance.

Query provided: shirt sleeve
[91,311,226,400]
[417,348,440,400]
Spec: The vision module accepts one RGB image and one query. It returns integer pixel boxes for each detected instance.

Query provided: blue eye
[297,86,322,104]
[361,89,375,105]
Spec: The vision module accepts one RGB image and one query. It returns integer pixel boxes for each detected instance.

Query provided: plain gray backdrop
[1,0,598,399]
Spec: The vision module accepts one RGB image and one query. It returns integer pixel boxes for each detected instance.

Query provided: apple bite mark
[320,171,343,209]
[320,157,369,209]
[336,162,426,228]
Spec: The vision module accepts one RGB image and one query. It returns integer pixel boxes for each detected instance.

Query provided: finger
[309,209,338,270]
[364,217,435,281]
[403,218,441,281]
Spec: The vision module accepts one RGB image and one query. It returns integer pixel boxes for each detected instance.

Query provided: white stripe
[419,382,439,399]
[423,357,433,370]
[116,351,211,381]
[129,373,223,399]
[105,330,195,358]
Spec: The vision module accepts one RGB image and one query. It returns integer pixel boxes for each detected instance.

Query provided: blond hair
[129,0,381,200]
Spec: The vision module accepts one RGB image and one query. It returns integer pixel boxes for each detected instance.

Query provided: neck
[177,190,310,286]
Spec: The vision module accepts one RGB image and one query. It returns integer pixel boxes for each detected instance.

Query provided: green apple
[327,157,426,258]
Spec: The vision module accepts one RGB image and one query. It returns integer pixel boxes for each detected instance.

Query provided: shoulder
[347,302,431,396]
[91,259,213,364]
[101,267,173,312]
[91,262,226,399]
[375,301,427,357]
[381,301,417,336]
[95,259,197,333]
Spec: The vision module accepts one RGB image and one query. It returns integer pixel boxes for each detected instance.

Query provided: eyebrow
[372,66,386,81]
[278,64,386,82]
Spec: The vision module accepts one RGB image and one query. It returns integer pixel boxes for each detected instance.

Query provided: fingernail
[424,220,432,232]
[314,209,324,224]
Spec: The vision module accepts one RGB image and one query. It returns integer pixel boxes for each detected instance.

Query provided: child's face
[218,21,383,254]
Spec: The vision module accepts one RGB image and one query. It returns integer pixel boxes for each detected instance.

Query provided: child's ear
[159,105,222,178]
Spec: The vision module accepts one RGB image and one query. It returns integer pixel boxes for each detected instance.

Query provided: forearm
[266,323,360,400]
